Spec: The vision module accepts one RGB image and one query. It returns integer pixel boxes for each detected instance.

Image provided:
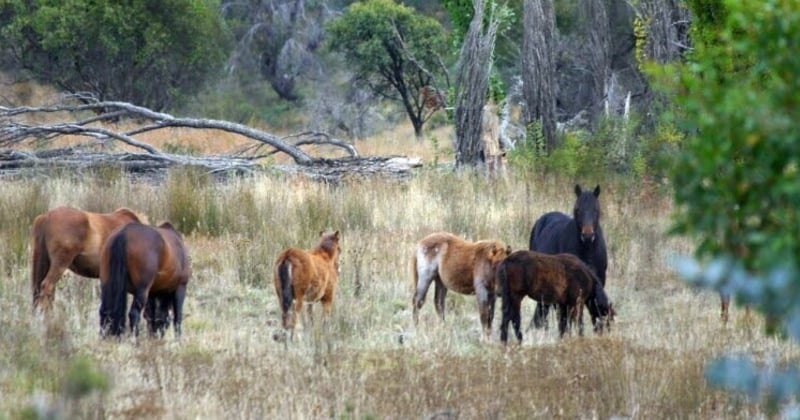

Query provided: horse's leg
[35,250,76,311]
[531,302,550,331]
[129,287,147,338]
[173,285,187,339]
[293,295,305,331]
[306,301,315,328]
[557,304,568,338]
[475,281,494,341]
[720,292,730,323]
[145,295,158,337]
[412,268,436,326]
[511,297,523,343]
[433,278,448,322]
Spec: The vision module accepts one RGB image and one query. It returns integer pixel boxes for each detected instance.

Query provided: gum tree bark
[453,0,499,167]
[522,0,557,152]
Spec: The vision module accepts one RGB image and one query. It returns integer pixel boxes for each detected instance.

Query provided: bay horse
[498,250,614,343]
[99,222,191,338]
[273,231,341,338]
[30,206,144,311]
[528,184,608,330]
[412,232,511,340]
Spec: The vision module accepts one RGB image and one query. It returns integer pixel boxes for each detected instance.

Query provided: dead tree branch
[0,98,425,182]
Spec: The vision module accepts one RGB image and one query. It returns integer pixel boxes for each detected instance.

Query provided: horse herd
[30,184,618,344]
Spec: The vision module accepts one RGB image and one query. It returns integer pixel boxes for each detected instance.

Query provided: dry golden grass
[1,79,795,418]
[0,161,796,419]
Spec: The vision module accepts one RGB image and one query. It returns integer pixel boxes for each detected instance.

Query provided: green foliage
[327,0,448,86]
[666,0,800,409]
[63,356,110,399]
[510,116,660,180]
[670,0,800,274]
[0,0,232,110]
[326,0,449,135]
[442,0,513,102]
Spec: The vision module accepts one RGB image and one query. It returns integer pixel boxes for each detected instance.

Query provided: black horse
[529,184,608,330]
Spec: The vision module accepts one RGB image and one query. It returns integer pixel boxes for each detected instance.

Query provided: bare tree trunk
[580,0,610,127]
[454,0,500,168]
[522,0,557,152]
[633,0,691,63]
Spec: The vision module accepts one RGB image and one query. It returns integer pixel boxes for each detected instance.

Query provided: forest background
[2,0,800,418]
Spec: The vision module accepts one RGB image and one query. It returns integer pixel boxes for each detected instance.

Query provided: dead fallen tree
[0,148,422,182]
[274,156,423,183]
[0,97,423,181]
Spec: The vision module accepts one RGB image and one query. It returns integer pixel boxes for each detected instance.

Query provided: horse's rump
[529,212,572,252]
[30,206,143,310]
[99,221,190,337]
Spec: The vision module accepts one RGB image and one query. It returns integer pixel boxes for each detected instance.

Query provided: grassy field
[0,122,796,419]
[1,165,795,419]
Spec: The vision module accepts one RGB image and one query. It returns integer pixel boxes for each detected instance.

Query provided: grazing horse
[412,232,511,340]
[498,250,614,343]
[30,206,144,311]
[274,231,341,337]
[99,222,191,338]
[529,184,608,330]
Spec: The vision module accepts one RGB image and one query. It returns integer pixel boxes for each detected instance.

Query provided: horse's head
[573,184,601,244]
[485,241,511,266]
[319,230,342,268]
[589,280,615,333]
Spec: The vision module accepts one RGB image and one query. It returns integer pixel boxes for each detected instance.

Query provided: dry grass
[1,80,796,418]
[0,163,795,419]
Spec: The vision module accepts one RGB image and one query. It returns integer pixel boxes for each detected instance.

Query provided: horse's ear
[593,185,601,197]
[574,184,582,197]
[506,245,512,255]
[333,230,340,240]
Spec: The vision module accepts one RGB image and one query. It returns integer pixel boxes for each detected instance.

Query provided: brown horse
[273,231,341,337]
[498,250,615,343]
[30,206,144,311]
[99,222,191,338]
[412,232,511,340]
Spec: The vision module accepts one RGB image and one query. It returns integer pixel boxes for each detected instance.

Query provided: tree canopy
[0,0,232,111]
[669,0,800,274]
[665,0,800,406]
[326,0,449,139]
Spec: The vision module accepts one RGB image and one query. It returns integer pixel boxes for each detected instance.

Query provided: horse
[99,222,191,338]
[528,184,608,330]
[412,232,511,340]
[273,231,341,338]
[30,206,144,311]
[497,250,615,343]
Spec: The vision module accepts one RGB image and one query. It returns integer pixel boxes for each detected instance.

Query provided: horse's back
[275,247,330,286]
[529,212,574,253]
[501,250,567,302]
[35,206,91,242]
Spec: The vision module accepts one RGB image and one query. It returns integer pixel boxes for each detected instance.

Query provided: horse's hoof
[272,330,288,343]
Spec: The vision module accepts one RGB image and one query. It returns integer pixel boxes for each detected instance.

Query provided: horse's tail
[101,232,130,336]
[277,257,294,316]
[30,218,50,308]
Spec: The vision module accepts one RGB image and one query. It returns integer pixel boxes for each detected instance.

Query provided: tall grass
[0,168,792,418]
